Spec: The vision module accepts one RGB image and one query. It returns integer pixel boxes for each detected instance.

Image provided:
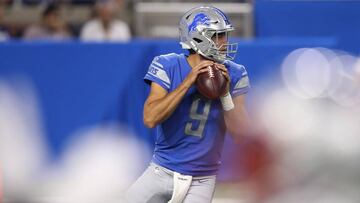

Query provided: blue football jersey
[144,53,250,176]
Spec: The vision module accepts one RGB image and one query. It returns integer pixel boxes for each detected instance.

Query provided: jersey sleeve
[144,55,172,91]
[230,64,250,97]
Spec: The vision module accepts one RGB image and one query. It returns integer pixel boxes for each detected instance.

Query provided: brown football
[196,64,227,100]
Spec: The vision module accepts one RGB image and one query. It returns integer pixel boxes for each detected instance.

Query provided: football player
[126,6,250,203]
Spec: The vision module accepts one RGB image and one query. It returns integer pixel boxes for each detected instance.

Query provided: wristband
[220,92,234,111]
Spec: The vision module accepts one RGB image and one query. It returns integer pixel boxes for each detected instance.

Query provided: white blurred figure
[0,79,48,202]
[0,79,149,203]
[40,124,148,203]
[80,0,131,42]
[281,48,331,99]
[258,48,360,203]
[328,53,360,107]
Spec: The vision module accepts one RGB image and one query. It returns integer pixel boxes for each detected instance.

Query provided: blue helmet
[179,6,238,62]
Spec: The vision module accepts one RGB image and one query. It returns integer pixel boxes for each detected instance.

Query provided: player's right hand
[183,60,214,87]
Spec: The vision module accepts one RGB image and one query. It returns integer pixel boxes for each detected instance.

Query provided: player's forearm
[144,83,190,128]
[223,106,251,142]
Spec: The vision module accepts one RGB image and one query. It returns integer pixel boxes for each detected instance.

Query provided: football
[196,64,227,100]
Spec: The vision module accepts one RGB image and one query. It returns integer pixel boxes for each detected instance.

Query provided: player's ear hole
[193,38,203,43]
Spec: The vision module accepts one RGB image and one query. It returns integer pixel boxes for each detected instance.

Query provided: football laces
[208,66,215,78]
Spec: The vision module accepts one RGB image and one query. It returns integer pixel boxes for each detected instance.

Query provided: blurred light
[38,125,148,203]
[259,48,360,203]
[260,89,318,144]
[328,53,360,107]
[281,48,331,99]
[281,47,360,107]
[267,185,359,203]
[323,108,360,156]
[0,79,48,200]
[0,79,149,202]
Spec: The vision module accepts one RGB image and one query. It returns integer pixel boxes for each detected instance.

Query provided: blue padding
[0,39,337,159]
[255,1,360,53]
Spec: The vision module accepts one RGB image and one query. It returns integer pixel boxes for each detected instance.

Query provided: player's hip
[152,154,221,176]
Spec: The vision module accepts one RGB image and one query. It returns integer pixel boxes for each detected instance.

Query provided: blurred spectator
[80,0,130,42]
[0,4,9,41]
[23,3,72,40]
[0,0,12,5]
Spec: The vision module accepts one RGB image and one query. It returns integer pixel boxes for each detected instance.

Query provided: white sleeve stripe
[152,61,164,69]
[146,72,171,85]
[151,64,163,70]
[156,67,170,84]
[147,64,171,84]
[234,76,249,90]
[233,88,249,93]
[150,64,162,71]
[145,74,170,89]
[149,64,171,84]
[161,82,170,89]
[232,89,249,96]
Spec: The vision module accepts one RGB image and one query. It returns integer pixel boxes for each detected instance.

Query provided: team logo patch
[188,13,211,33]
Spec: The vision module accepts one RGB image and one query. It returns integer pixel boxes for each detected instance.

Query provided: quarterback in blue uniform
[126,6,250,203]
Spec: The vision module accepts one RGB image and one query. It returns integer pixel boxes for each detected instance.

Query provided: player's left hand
[215,63,230,95]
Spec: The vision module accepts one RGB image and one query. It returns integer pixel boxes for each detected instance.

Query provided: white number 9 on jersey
[185,95,212,137]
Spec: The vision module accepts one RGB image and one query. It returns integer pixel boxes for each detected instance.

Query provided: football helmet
[179,6,238,62]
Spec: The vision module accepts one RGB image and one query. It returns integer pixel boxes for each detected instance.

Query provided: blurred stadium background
[1,0,360,202]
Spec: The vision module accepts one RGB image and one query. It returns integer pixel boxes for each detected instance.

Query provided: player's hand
[183,60,214,87]
[215,63,231,95]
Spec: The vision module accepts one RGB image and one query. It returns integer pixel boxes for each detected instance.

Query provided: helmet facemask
[205,29,238,62]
